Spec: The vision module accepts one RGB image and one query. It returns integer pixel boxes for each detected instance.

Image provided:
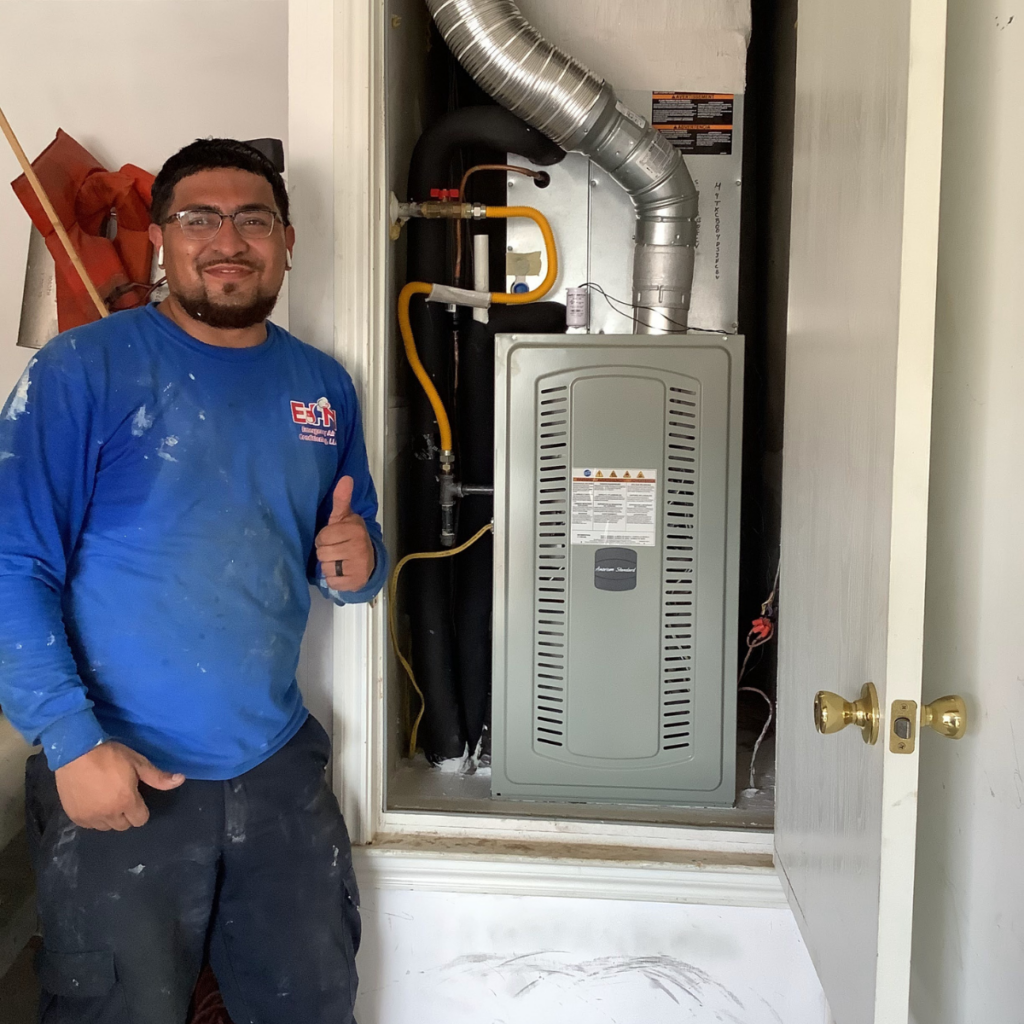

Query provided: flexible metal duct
[425,0,698,333]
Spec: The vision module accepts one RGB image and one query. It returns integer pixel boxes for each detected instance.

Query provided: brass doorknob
[814,682,880,745]
[921,695,967,739]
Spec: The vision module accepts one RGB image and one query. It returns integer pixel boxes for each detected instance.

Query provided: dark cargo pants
[25,715,360,1024]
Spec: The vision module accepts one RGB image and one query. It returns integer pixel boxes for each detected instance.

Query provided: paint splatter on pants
[24,716,360,1024]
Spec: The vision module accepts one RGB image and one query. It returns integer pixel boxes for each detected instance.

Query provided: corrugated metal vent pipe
[424,0,698,333]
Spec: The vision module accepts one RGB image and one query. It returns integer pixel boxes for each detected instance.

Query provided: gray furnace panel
[492,334,743,806]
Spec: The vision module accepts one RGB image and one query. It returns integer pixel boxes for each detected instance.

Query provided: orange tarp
[11,129,155,331]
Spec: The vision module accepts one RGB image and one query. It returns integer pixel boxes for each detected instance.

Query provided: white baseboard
[353,845,788,909]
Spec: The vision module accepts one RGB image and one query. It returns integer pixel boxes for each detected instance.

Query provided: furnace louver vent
[661,383,700,753]
[533,385,569,749]
[494,335,741,805]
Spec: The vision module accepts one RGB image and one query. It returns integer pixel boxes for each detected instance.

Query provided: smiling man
[0,139,385,1022]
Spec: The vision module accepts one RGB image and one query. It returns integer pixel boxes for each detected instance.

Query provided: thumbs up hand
[315,476,375,592]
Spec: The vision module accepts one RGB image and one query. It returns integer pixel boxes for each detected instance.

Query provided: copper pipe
[454,163,547,285]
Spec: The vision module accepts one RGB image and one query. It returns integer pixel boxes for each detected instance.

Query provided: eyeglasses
[165,208,282,241]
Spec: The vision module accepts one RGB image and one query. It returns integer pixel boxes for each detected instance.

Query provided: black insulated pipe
[403,106,564,763]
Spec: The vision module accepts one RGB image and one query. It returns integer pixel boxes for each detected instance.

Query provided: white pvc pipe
[473,232,490,323]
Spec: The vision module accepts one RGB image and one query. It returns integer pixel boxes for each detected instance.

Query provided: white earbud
[285,252,293,271]
[156,245,164,269]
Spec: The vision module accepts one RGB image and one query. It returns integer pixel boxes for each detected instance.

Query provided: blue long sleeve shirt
[0,305,386,779]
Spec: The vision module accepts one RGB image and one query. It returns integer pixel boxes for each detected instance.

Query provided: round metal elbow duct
[424,0,698,333]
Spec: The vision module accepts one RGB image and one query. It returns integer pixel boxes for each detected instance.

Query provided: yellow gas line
[397,280,448,449]
[393,205,557,754]
[484,206,559,304]
[397,205,558,463]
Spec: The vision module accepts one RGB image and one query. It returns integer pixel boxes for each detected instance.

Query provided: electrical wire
[739,686,773,791]
[388,522,494,757]
[737,564,780,684]
[578,281,724,335]
[738,564,781,790]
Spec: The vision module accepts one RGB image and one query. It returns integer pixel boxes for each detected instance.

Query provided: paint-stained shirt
[0,305,386,778]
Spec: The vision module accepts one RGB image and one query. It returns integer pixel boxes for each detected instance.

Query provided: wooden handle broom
[0,104,108,319]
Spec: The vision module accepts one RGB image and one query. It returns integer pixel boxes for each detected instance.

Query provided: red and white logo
[291,396,338,445]
[291,397,337,428]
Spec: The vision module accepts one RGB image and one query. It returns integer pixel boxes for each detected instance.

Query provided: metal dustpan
[17,226,58,350]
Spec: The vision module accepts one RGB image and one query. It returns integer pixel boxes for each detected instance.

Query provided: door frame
[284,2,945,931]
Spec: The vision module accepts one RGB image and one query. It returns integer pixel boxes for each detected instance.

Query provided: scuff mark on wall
[440,951,747,1012]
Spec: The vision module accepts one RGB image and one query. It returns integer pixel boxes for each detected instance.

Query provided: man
[0,138,386,1022]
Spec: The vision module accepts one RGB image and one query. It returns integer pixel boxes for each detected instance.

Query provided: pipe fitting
[416,201,488,220]
[392,196,488,225]
[458,483,495,497]
[439,470,458,547]
[439,473,495,547]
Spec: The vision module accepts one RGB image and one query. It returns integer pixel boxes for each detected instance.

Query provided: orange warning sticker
[570,468,658,547]
[652,92,734,155]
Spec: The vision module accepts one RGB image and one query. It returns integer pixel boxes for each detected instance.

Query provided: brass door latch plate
[890,699,917,753]
[890,695,968,751]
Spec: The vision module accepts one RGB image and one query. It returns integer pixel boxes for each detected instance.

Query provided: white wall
[0,0,288,402]
[0,0,288,830]
[514,0,750,93]
[357,883,830,1024]
[910,0,1024,1020]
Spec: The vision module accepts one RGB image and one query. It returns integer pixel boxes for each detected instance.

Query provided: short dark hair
[150,138,290,226]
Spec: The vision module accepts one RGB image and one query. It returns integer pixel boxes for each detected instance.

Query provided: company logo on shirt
[291,397,337,446]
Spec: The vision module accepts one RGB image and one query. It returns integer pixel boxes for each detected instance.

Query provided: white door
[775,0,949,1021]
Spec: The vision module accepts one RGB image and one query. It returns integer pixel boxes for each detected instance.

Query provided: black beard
[176,288,280,330]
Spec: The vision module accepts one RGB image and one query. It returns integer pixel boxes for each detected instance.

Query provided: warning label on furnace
[570,468,658,547]
[652,92,734,155]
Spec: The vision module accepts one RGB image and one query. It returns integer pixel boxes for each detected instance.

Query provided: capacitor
[566,287,589,329]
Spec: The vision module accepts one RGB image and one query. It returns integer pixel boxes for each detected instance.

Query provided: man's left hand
[315,476,374,592]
